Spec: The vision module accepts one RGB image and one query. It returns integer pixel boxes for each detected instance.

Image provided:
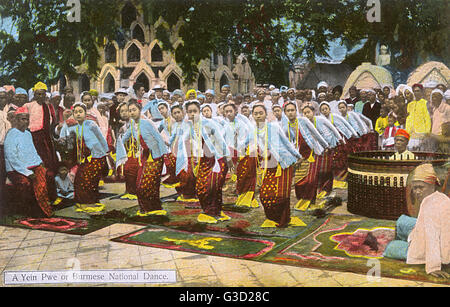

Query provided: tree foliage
[332,0,449,71]
[141,0,449,85]
[0,0,447,88]
[141,0,294,85]
[0,0,121,89]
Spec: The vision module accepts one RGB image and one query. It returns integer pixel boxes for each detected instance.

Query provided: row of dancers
[5,95,376,227]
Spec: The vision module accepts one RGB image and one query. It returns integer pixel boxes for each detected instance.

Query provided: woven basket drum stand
[347,151,450,220]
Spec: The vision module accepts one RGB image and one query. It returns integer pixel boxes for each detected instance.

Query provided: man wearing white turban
[317,81,329,94]
[429,89,450,135]
[384,164,450,279]
[407,164,450,278]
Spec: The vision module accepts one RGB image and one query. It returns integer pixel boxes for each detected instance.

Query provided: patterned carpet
[111,213,449,285]
[3,181,448,285]
[0,215,115,235]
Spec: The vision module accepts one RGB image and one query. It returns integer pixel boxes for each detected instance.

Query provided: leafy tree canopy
[0,0,447,88]
[143,0,448,84]
[0,0,121,89]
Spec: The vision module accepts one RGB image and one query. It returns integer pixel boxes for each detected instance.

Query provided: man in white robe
[406,163,450,278]
[384,163,449,279]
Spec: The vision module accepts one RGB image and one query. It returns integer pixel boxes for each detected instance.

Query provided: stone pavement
[0,183,448,287]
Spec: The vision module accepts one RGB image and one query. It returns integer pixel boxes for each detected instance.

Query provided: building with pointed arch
[55,1,255,99]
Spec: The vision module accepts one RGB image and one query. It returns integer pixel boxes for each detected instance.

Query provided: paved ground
[0,182,448,287]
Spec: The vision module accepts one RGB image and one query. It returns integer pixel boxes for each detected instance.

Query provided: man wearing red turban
[389,129,416,160]
[3,106,53,217]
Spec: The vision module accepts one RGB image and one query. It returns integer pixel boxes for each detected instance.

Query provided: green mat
[111,225,285,259]
[111,214,450,285]
[264,215,450,285]
[15,182,446,285]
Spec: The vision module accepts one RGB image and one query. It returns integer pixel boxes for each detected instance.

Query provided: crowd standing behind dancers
[0,77,448,227]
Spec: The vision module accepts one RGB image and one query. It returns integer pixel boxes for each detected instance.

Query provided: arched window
[197,73,206,92]
[79,74,90,92]
[104,73,115,93]
[127,43,140,63]
[121,1,137,29]
[151,43,163,62]
[132,24,145,44]
[220,74,229,90]
[213,53,219,66]
[167,73,181,92]
[136,73,149,92]
[104,43,116,63]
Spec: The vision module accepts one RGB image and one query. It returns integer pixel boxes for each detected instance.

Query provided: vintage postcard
[0,0,448,293]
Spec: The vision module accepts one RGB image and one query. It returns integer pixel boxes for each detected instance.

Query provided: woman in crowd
[282,102,328,212]
[161,103,186,190]
[115,102,139,200]
[60,102,109,213]
[116,100,168,216]
[222,102,258,208]
[319,101,358,186]
[249,103,305,227]
[176,100,231,224]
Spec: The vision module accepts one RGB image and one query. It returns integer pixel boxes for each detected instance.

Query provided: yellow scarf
[76,123,84,164]
[254,123,270,182]
[127,121,138,159]
[75,122,92,164]
[190,120,202,177]
[288,119,299,148]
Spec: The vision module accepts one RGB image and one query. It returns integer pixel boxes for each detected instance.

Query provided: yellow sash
[255,124,269,183]
[190,120,202,177]
[288,119,299,148]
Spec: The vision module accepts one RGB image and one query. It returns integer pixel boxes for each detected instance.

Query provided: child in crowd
[375,106,389,136]
[240,105,250,118]
[382,113,399,150]
[53,164,75,205]
[201,104,213,119]
[97,101,116,181]
[272,104,283,122]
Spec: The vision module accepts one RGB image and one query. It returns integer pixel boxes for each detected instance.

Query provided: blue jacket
[60,120,109,160]
[4,128,43,177]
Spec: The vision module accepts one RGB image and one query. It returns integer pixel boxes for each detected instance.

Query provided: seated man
[389,129,416,160]
[4,107,53,217]
[384,164,449,278]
